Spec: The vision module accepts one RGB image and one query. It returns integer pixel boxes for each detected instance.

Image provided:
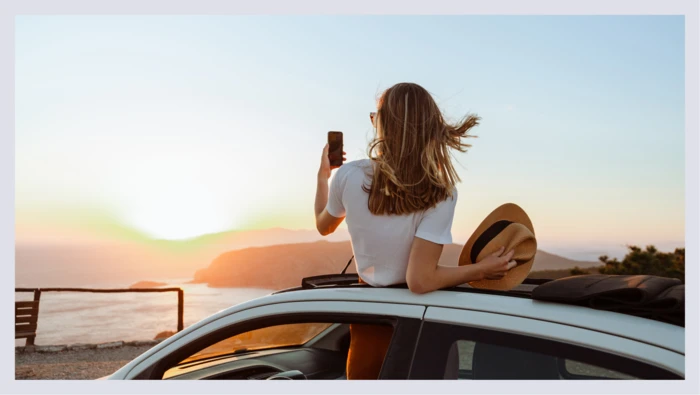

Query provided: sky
[14,15,685,255]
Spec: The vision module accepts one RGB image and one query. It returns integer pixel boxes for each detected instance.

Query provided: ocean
[15,279,273,346]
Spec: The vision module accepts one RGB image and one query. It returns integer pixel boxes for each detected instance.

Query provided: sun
[111,155,242,241]
[104,131,274,241]
[120,184,238,240]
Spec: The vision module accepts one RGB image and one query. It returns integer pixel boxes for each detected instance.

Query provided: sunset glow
[15,15,685,251]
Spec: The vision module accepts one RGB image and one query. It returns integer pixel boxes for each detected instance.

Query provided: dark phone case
[328,132,343,167]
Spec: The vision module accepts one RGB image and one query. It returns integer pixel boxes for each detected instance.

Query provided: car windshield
[178,322,333,365]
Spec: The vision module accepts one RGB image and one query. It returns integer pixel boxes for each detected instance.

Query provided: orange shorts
[345,276,394,380]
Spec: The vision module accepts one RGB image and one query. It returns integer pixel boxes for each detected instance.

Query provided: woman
[314,82,516,379]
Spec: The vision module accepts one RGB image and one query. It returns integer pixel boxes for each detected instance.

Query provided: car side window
[163,322,349,380]
[150,315,422,381]
[177,322,333,366]
[453,340,637,380]
[410,321,680,380]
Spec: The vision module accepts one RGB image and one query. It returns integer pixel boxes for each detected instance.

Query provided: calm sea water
[15,279,272,346]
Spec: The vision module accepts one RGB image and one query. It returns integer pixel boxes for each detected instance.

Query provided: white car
[105,274,684,380]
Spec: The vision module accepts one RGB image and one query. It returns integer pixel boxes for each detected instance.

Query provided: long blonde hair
[364,82,480,215]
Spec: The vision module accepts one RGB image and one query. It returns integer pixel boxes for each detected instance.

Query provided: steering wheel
[266,370,307,380]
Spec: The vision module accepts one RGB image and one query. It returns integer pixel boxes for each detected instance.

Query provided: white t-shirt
[326,159,458,287]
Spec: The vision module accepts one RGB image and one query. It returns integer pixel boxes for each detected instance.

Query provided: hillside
[193,241,355,289]
[129,281,168,289]
[435,244,601,271]
[192,240,600,289]
[15,228,350,287]
[529,266,603,280]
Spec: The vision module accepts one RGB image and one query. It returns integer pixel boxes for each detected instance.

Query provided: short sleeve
[325,167,348,218]
[415,189,458,245]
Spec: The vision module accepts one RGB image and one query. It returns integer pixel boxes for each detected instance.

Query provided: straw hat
[459,203,537,291]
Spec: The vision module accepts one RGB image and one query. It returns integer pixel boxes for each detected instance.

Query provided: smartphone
[328,131,343,167]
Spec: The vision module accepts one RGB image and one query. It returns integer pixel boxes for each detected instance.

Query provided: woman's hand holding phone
[318,144,346,180]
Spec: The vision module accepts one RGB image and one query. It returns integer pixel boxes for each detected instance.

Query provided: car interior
[163,323,353,380]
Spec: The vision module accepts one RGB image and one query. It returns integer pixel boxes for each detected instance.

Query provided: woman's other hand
[474,247,518,280]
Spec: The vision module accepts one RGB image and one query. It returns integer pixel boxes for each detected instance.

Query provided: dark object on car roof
[301,274,366,289]
[298,273,546,294]
[532,275,684,327]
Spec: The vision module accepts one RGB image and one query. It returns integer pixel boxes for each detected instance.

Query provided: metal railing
[15,287,184,344]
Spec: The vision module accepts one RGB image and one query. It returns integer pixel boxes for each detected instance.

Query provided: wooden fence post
[177,289,184,332]
[27,289,41,346]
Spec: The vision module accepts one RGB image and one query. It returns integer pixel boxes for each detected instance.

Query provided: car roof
[281,274,685,325]
[202,285,683,355]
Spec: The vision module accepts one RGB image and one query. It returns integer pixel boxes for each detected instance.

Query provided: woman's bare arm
[405,237,516,294]
[315,144,345,235]
[315,176,344,235]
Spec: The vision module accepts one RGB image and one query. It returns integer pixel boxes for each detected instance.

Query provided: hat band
[470,220,514,264]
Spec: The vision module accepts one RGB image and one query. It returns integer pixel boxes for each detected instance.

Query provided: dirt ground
[15,345,152,380]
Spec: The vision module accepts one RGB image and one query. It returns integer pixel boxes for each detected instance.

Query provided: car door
[115,300,425,380]
[408,306,684,380]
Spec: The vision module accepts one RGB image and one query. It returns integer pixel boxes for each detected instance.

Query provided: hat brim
[459,203,536,291]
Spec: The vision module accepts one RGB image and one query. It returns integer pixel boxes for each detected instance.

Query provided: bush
[598,245,684,282]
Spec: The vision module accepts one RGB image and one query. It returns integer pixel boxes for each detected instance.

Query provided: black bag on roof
[531,274,684,326]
